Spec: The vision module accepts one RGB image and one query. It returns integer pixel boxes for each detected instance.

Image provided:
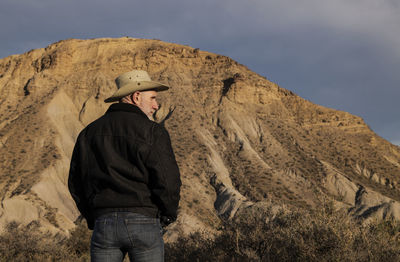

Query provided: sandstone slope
[0,38,399,237]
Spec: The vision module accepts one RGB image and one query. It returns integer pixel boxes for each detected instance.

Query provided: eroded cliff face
[0,38,399,237]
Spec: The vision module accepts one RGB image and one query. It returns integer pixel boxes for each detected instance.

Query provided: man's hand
[160,216,174,227]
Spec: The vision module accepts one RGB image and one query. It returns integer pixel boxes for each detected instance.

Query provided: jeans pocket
[126,221,163,251]
[91,217,115,248]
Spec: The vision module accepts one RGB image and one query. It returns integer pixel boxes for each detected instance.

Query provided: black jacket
[68,103,181,229]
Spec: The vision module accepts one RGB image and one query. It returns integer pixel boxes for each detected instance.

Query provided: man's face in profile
[135,90,159,120]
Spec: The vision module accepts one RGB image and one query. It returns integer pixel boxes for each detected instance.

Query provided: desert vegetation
[165,202,400,261]
[0,220,90,262]
[1,202,399,261]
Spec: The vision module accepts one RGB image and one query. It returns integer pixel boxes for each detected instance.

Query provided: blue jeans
[90,212,164,262]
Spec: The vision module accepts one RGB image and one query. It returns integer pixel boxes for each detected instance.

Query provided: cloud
[0,0,399,144]
[242,0,400,52]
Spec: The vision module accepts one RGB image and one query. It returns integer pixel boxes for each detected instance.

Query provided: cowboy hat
[104,70,170,103]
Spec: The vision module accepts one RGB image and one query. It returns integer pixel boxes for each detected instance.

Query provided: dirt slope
[0,38,399,237]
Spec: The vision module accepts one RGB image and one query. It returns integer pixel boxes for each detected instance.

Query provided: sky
[1,0,399,145]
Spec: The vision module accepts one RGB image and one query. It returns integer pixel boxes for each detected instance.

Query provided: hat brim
[104,81,169,103]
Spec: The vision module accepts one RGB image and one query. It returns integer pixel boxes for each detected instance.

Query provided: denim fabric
[91,212,164,262]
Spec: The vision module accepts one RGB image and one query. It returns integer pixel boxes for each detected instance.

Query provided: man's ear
[131,91,140,105]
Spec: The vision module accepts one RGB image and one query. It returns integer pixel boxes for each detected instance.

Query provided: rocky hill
[0,38,399,239]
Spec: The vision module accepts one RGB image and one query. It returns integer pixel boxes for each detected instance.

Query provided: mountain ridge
[0,37,399,238]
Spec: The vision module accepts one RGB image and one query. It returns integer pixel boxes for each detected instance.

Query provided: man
[68,70,181,262]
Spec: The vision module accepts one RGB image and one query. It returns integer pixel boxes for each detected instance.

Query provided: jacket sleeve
[68,133,94,229]
[145,124,181,222]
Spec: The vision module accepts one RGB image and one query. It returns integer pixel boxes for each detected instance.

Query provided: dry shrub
[165,202,400,261]
[1,205,399,261]
[0,220,91,262]
[64,219,92,259]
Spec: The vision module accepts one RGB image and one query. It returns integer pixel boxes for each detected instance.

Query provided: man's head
[104,70,169,103]
[104,70,170,120]
[121,90,159,120]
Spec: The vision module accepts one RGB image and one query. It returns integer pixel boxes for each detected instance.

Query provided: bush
[1,205,399,261]
[165,203,400,261]
[0,220,91,262]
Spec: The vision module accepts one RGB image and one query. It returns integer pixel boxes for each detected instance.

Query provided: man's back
[68,70,180,262]
[69,103,181,228]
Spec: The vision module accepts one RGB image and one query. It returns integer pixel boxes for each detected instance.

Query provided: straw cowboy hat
[104,70,170,103]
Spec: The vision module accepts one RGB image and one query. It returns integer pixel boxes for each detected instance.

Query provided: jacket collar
[106,103,148,118]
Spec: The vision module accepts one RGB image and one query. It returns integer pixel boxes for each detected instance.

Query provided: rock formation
[0,38,399,238]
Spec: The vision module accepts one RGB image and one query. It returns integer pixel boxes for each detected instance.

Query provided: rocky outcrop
[322,161,400,222]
